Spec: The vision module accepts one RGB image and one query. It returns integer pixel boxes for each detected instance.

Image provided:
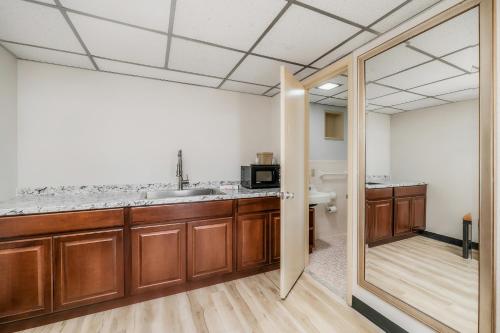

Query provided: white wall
[391,100,479,242]
[16,61,276,187]
[310,160,348,237]
[309,103,347,160]
[365,112,391,176]
[309,103,348,239]
[0,47,17,200]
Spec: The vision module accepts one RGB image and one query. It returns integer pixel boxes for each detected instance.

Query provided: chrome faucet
[176,150,189,190]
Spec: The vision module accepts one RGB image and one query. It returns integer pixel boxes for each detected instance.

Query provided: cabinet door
[131,223,186,295]
[237,213,268,271]
[412,196,426,230]
[269,212,280,263]
[187,218,232,280]
[54,229,124,311]
[394,197,412,235]
[0,238,52,323]
[367,199,393,242]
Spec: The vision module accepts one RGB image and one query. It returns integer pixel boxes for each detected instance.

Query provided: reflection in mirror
[364,8,478,333]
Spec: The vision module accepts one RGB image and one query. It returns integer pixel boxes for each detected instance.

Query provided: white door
[280,67,307,299]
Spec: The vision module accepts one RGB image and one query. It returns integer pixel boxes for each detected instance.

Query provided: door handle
[278,191,295,200]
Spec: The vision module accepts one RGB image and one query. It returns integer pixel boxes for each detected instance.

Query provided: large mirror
[358,3,491,332]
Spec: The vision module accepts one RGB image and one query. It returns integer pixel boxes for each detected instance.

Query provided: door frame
[299,55,354,305]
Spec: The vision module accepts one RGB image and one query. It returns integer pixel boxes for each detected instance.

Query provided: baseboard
[352,296,408,333]
[419,230,479,250]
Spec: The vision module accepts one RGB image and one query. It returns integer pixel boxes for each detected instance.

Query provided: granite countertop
[0,182,280,217]
[365,181,427,189]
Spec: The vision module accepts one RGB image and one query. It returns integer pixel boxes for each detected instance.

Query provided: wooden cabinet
[0,197,283,330]
[412,196,426,230]
[187,218,233,280]
[309,207,315,253]
[237,213,268,270]
[54,229,124,311]
[394,197,412,235]
[236,197,281,271]
[131,223,186,295]
[270,212,280,263]
[0,238,52,323]
[366,185,427,247]
[366,199,393,243]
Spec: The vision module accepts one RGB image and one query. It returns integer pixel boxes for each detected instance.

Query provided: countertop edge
[0,190,280,217]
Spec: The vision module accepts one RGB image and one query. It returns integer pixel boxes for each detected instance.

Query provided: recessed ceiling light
[318,82,340,90]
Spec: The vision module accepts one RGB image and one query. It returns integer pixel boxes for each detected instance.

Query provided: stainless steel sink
[142,188,225,199]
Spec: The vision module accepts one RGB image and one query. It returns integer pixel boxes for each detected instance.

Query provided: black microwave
[241,165,280,189]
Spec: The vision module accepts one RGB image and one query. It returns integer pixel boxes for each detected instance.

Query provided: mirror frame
[356,0,495,331]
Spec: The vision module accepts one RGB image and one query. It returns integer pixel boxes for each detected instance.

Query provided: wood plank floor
[22,271,380,333]
[366,236,478,333]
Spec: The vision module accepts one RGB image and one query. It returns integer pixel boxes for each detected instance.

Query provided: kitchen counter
[0,183,280,216]
[365,181,426,189]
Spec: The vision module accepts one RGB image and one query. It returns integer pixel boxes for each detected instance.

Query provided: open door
[279,66,307,299]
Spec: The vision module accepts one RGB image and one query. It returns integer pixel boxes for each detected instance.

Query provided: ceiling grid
[0,0,475,104]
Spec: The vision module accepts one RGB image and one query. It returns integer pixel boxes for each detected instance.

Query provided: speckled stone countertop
[0,182,280,216]
[365,181,427,189]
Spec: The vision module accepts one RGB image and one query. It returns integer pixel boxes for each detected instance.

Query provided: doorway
[280,56,353,303]
[305,71,349,301]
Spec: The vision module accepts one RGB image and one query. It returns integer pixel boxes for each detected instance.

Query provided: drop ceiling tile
[295,68,317,81]
[408,8,478,57]
[366,83,399,100]
[2,42,94,69]
[395,97,448,111]
[221,81,269,95]
[309,94,326,103]
[254,5,359,64]
[69,13,167,66]
[312,31,377,68]
[366,104,382,111]
[60,0,171,32]
[265,88,280,97]
[317,98,347,107]
[371,0,440,33]
[369,91,422,106]
[333,90,348,99]
[301,0,406,26]
[437,88,479,102]
[409,73,478,96]
[441,45,479,73]
[376,60,463,90]
[96,58,222,87]
[372,107,403,115]
[0,0,83,52]
[174,0,286,50]
[168,37,243,77]
[365,44,431,82]
[229,55,302,86]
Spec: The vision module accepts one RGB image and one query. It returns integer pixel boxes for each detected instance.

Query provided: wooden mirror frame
[356,0,495,331]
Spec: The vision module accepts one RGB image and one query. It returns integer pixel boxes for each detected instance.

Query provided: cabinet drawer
[131,200,233,225]
[365,187,393,200]
[0,209,124,239]
[394,185,427,197]
[237,197,280,215]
